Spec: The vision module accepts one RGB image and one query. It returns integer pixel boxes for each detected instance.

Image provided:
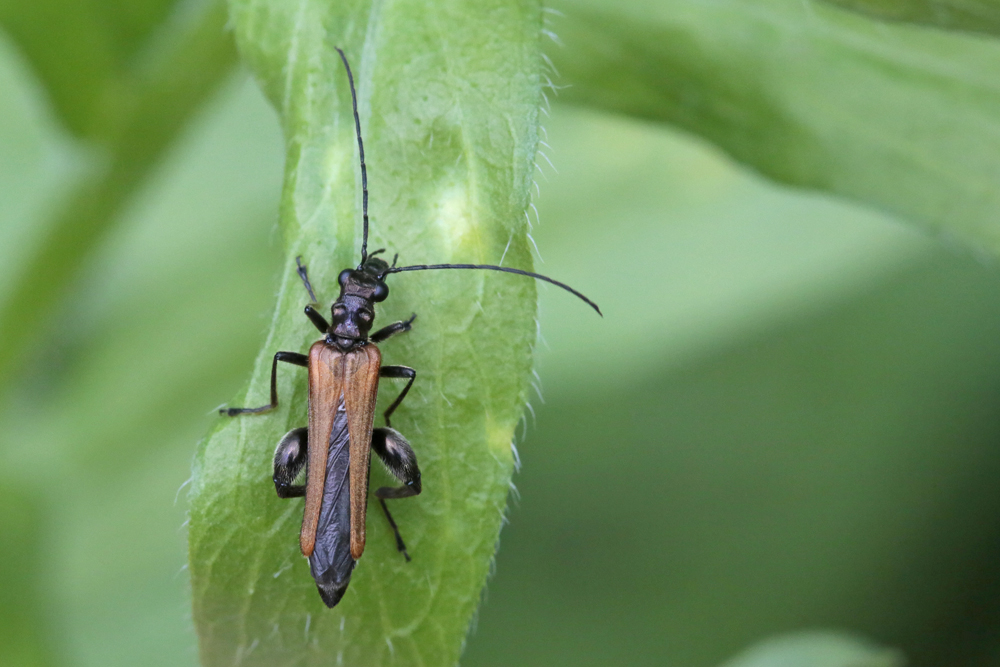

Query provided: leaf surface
[0,0,238,395]
[548,0,1000,256]
[719,632,904,667]
[821,0,1000,36]
[189,1,546,665]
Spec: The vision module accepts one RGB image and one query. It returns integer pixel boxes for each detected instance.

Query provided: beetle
[221,47,601,608]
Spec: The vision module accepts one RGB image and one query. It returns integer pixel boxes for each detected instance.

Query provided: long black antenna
[383,263,602,316]
[335,47,369,265]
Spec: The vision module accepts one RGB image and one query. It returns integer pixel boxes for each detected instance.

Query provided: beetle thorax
[329,293,375,346]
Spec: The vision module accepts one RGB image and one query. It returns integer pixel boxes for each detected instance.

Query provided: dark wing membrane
[302,341,344,556]
[308,400,356,608]
[343,344,381,560]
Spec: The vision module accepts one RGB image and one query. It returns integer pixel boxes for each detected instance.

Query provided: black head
[329,255,390,346]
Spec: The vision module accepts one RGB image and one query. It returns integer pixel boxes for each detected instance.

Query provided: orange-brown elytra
[221,47,601,608]
[302,341,381,560]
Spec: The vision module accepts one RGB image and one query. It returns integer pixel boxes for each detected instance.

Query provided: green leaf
[0,0,237,395]
[188,1,546,664]
[0,72,286,667]
[820,0,1000,36]
[0,0,175,137]
[719,632,904,667]
[0,483,56,667]
[0,0,219,139]
[547,0,1000,257]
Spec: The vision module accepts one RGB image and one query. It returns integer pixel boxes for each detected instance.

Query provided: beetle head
[329,256,390,344]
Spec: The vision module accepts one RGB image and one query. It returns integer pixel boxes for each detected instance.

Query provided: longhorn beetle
[221,48,601,608]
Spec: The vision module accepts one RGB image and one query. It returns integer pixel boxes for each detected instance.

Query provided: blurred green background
[4,2,1000,666]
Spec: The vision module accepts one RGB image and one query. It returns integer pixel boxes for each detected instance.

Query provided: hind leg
[371,427,421,560]
[273,427,308,498]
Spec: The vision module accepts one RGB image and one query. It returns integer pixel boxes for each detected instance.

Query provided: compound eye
[338,269,352,287]
[373,282,389,302]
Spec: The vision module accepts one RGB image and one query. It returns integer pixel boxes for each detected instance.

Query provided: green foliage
[0,0,236,394]
[549,0,1000,256]
[464,104,987,667]
[822,0,1000,35]
[5,0,1000,665]
[0,484,55,667]
[719,632,904,667]
[188,2,543,665]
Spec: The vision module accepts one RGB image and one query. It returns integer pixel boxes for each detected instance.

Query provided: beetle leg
[304,305,330,333]
[295,256,329,332]
[370,313,417,343]
[378,365,415,427]
[273,427,308,498]
[371,427,421,560]
[295,256,319,303]
[220,351,308,415]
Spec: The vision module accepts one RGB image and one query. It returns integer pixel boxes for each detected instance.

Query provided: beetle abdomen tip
[316,579,351,608]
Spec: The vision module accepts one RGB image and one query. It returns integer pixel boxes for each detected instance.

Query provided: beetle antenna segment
[335,47,370,265]
[383,264,602,316]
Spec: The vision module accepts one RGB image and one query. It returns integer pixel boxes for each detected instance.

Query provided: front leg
[295,256,319,303]
[371,427,422,560]
[295,257,330,333]
[304,305,329,333]
[220,351,308,415]
[370,313,417,343]
[379,365,415,427]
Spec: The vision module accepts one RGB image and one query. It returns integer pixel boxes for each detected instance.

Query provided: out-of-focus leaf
[0,0,188,137]
[548,0,1000,257]
[0,30,83,306]
[719,632,904,667]
[189,1,547,665]
[466,245,1000,666]
[0,72,285,667]
[0,483,56,667]
[821,0,1000,36]
[518,105,931,389]
[462,102,996,667]
[0,0,237,397]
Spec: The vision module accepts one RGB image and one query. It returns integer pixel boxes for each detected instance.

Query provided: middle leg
[221,351,307,416]
[379,365,415,427]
